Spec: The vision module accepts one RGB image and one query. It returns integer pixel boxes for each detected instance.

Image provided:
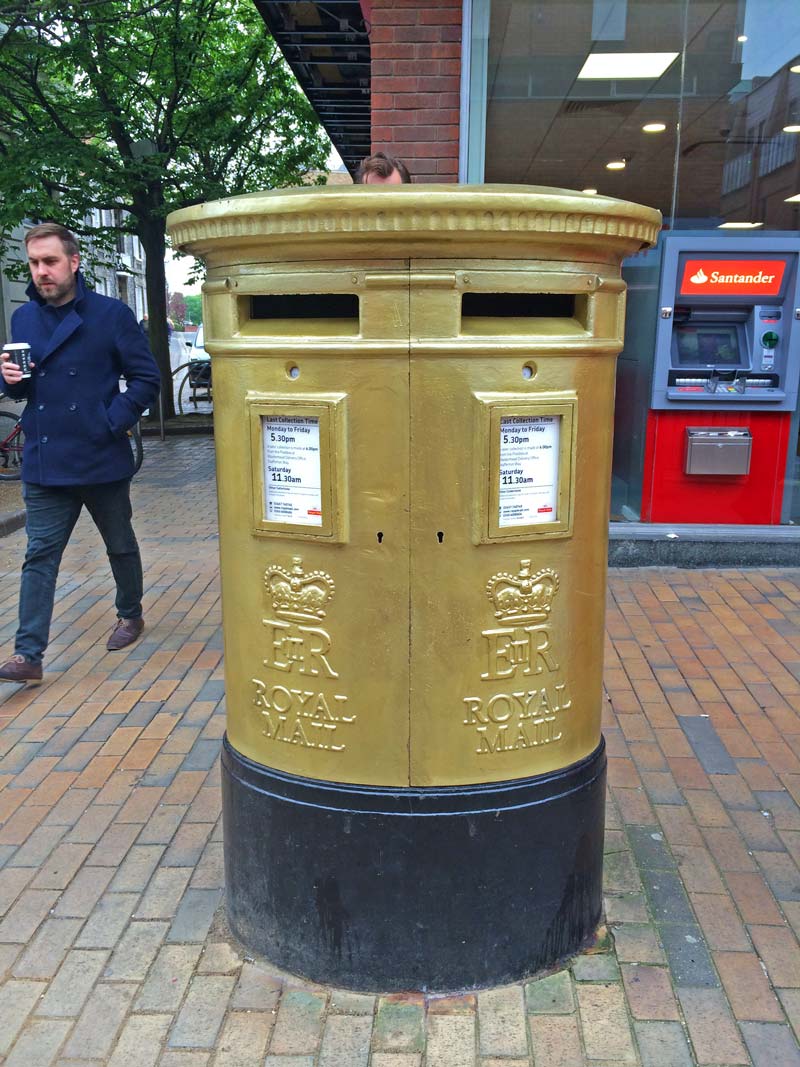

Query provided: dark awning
[253,1,371,175]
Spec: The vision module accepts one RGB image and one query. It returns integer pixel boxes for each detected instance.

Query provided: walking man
[0,223,160,685]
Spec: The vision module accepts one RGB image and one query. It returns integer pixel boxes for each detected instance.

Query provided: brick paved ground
[1,434,800,1065]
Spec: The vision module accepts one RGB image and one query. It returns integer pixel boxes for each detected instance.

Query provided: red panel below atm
[641,410,790,524]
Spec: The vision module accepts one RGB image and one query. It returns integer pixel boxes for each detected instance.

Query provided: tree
[183,294,202,325]
[0,0,329,416]
[168,291,187,330]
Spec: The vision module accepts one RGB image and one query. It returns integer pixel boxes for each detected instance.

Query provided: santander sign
[680,258,786,296]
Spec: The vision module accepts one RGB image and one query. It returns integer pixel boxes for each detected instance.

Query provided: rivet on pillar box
[167,185,661,992]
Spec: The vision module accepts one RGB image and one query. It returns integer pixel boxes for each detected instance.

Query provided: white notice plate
[498,414,560,527]
[263,415,323,526]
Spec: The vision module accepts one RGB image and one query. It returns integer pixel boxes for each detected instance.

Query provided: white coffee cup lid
[3,343,31,350]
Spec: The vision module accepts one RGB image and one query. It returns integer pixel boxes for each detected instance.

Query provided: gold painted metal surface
[167,185,660,788]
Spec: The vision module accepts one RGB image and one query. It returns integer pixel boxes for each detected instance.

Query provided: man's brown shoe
[106,617,145,651]
[0,654,43,686]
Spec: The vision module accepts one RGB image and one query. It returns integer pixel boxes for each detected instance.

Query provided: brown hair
[356,152,411,184]
[25,223,80,258]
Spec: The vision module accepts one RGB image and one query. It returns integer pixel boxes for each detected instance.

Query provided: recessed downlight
[737,34,748,43]
[642,122,667,133]
[718,221,763,229]
[784,124,800,133]
[792,64,800,74]
[606,159,626,170]
[785,193,800,202]
[582,187,598,194]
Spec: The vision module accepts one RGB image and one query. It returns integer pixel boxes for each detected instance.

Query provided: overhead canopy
[253,0,371,175]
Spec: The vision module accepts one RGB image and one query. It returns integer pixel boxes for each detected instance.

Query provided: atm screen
[673,324,743,367]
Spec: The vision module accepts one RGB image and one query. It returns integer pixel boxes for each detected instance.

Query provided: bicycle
[0,398,143,479]
[171,358,212,415]
[0,407,23,481]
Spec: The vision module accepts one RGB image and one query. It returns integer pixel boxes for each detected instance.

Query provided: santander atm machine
[640,235,800,523]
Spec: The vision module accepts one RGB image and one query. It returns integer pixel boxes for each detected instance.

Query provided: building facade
[258,0,800,527]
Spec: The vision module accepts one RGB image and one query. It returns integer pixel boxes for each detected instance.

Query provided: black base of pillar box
[221,734,607,992]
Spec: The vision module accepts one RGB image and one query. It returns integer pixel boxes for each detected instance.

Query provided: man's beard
[36,276,75,304]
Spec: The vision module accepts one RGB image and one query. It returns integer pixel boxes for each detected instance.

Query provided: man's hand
[1,352,34,385]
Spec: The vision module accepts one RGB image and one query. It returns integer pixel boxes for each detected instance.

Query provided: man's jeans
[16,479,143,664]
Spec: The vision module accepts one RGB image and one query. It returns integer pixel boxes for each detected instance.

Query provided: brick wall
[367,0,462,183]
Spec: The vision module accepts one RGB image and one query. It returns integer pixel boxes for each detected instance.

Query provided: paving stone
[620,963,679,1020]
[8,823,66,867]
[317,1013,372,1066]
[575,983,636,1063]
[12,915,82,977]
[677,987,749,1065]
[476,986,527,1058]
[75,891,138,949]
[715,950,784,1021]
[749,923,800,986]
[61,981,137,1059]
[37,949,109,1017]
[627,826,677,869]
[108,844,165,891]
[135,942,202,1012]
[104,919,168,980]
[329,990,375,1014]
[230,961,283,1010]
[612,923,666,965]
[634,1020,694,1067]
[166,886,221,942]
[370,1056,422,1067]
[213,1011,273,1067]
[572,953,620,981]
[0,978,47,1054]
[740,1021,800,1066]
[679,716,738,775]
[168,974,236,1048]
[641,868,695,924]
[658,922,719,988]
[134,866,192,919]
[425,1014,475,1067]
[52,866,114,918]
[31,842,92,890]
[196,939,242,974]
[269,989,328,1055]
[4,1018,71,1067]
[528,1013,583,1066]
[263,1057,314,1067]
[0,867,34,916]
[105,1013,171,1067]
[524,970,574,1013]
[0,888,59,942]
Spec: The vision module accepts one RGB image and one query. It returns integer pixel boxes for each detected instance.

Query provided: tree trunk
[137,216,175,420]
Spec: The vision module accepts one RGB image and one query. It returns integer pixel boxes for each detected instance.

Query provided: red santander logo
[680,259,785,296]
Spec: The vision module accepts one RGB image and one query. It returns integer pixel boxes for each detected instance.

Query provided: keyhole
[437,531,444,543]
[376,532,384,544]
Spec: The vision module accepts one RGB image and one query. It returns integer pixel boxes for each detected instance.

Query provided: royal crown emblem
[264,557,335,621]
[486,560,559,623]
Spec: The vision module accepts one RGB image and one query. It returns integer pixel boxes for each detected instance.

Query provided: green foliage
[0,0,330,246]
[0,0,330,414]
[183,293,202,324]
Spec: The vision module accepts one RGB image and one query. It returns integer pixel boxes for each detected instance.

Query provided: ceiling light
[606,159,626,170]
[642,122,667,133]
[577,52,679,80]
[718,221,763,229]
[783,124,800,133]
[785,193,800,202]
[791,64,800,74]
[582,188,598,194]
[737,35,748,43]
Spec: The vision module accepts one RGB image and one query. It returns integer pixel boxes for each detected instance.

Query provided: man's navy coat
[4,272,160,486]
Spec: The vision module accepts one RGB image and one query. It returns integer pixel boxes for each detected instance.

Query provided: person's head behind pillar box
[356,151,411,185]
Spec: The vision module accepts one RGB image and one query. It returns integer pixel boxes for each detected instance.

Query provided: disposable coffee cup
[3,343,32,378]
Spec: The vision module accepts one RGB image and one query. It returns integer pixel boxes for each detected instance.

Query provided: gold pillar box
[168,186,660,991]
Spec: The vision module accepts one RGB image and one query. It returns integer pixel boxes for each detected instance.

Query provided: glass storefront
[470,0,800,523]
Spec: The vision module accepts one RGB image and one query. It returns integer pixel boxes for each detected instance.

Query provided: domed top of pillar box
[167,184,661,267]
